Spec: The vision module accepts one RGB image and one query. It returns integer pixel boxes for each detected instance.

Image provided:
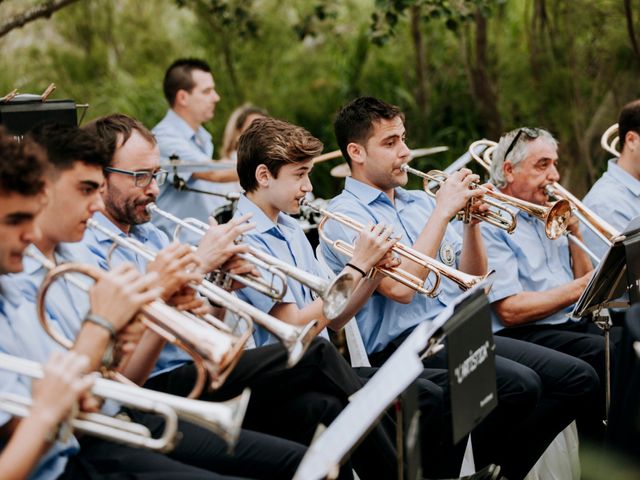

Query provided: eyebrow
[79,180,102,189]
[2,212,34,223]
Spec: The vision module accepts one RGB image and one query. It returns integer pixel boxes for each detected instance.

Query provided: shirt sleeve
[480,224,524,303]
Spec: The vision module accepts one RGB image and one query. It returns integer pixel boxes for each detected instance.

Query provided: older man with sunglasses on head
[480,127,620,437]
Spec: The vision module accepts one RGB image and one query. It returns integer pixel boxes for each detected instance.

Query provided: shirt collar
[607,159,640,197]
[236,194,298,236]
[344,176,415,208]
[90,212,151,244]
[163,109,211,144]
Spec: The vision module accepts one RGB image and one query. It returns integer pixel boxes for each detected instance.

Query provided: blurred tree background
[1,0,639,198]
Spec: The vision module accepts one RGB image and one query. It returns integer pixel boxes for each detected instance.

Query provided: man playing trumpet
[321,96,600,479]
[480,127,619,434]
[0,127,240,479]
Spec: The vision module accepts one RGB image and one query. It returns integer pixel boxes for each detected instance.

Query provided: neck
[617,151,640,181]
[33,236,57,261]
[103,209,131,235]
[351,172,395,204]
[246,191,279,223]
[172,107,201,132]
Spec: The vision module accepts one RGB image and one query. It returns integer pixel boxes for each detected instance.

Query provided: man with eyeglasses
[480,126,618,436]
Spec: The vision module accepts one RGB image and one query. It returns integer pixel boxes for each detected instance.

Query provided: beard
[104,187,154,227]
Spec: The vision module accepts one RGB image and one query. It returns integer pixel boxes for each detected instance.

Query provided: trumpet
[0,352,250,449]
[466,140,573,240]
[601,123,620,158]
[28,247,248,397]
[146,203,355,322]
[86,218,318,367]
[306,200,493,297]
[402,164,517,233]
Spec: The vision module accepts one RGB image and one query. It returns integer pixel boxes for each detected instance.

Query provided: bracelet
[85,312,116,339]
[345,262,368,278]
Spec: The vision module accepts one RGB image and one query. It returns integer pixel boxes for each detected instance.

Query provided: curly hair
[0,127,47,196]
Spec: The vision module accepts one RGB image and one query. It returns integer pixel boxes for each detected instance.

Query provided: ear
[503,161,515,183]
[174,89,189,107]
[625,131,639,152]
[347,142,365,166]
[255,164,271,188]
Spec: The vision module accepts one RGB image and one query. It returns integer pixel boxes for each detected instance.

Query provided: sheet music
[294,283,489,480]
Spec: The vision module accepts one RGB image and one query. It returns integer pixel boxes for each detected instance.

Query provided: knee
[566,359,600,397]
[497,364,542,412]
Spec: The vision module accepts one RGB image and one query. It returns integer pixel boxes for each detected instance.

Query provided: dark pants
[497,318,621,437]
[370,331,599,479]
[144,338,396,480]
[62,438,248,479]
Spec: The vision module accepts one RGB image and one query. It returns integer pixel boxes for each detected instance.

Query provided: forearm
[459,223,487,275]
[494,281,583,327]
[192,169,239,183]
[117,330,167,385]
[327,272,382,331]
[0,415,55,479]
[568,235,594,277]
[72,324,113,372]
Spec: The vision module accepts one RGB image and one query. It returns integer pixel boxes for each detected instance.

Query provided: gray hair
[490,128,558,188]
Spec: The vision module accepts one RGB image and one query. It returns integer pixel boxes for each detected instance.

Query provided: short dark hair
[237,117,323,193]
[82,113,156,165]
[163,58,212,107]
[618,99,640,150]
[0,127,47,196]
[334,96,404,166]
[30,123,109,175]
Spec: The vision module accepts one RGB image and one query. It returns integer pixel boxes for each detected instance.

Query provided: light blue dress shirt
[233,195,329,347]
[480,205,576,331]
[152,109,232,237]
[80,212,191,376]
[582,159,640,259]
[0,278,78,480]
[320,177,463,355]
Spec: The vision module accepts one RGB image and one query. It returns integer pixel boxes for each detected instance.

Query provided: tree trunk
[410,4,428,117]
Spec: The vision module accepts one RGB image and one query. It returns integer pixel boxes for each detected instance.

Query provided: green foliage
[0,0,639,197]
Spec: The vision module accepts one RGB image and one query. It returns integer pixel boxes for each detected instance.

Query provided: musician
[480,126,621,433]
[79,113,399,479]
[583,100,640,258]
[321,96,600,479]
[231,116,518,479]
[220,104,268,161]
[0,128,236,479]
[152,58,240,236]
[9,122,316,479]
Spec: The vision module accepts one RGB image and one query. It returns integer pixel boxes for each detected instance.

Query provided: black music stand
[293,282,497,480]
[572,215,640,417]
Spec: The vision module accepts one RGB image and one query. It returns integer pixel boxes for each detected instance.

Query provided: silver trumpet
[146,204,289,301]
[149,204,355,321]
[87,217,319,367]
[0,352,250,449]
[27,247,249,397]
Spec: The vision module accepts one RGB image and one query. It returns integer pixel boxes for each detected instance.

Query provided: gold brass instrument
[601,123,620,158]
[466,140,573,240]
[0,352,250,449]
[306,200,493,297]
[28,248,248,396]
[86,218,318,367]
[147,203,355,322]
[401,164,517,233]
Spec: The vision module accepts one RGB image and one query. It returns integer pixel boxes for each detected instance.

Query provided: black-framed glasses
[503,127,541,161]
[104,167,168,187]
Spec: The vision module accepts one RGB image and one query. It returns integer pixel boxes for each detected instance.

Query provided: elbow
[494,306,521,328]
[388,285,415,304]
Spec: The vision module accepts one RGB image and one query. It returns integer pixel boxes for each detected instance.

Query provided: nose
[301,175,313,193]
[399,140,411,159]
[90,193,105,213]
[548,163,560,182]
[21,222,41,245]
[212,89,221,103]
[145,178,160,197]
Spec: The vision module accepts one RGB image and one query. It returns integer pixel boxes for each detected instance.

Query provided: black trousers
[144,338,396,480]
[61,438,248,479]
[497,318,622,436]
[370,332,599,479]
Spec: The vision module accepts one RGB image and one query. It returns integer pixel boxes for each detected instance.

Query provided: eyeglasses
[503,127,540,161]
[104,167,168,187]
